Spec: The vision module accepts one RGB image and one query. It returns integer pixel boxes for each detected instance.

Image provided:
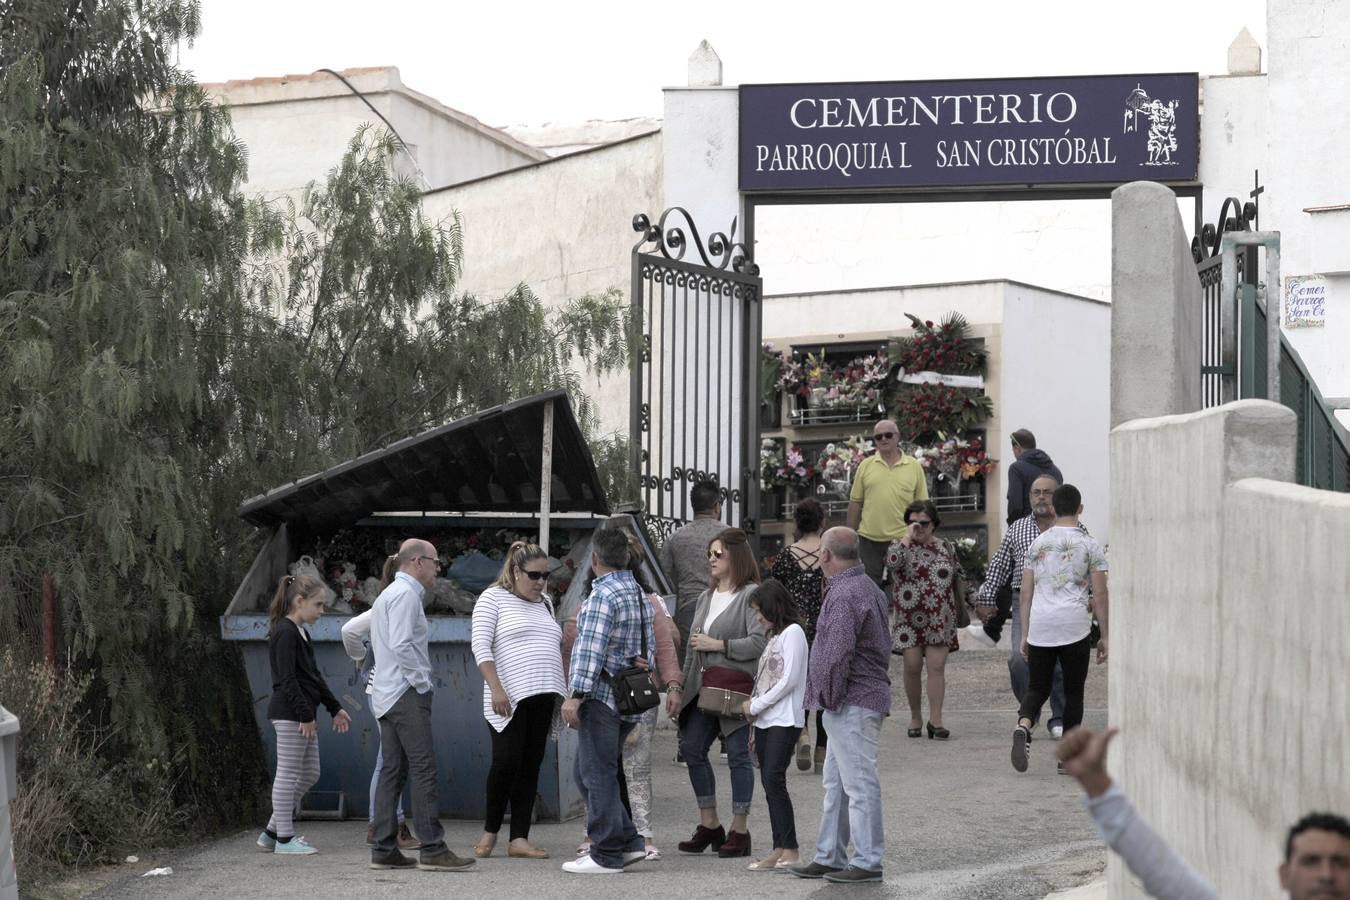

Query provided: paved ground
[85,650,1110,899]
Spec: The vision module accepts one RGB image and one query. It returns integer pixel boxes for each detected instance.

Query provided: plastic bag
[447,550,501,594]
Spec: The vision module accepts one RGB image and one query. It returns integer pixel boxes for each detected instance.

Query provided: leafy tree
[0,0,631,859]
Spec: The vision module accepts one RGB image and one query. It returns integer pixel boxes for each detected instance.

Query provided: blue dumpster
[220,391,668,821]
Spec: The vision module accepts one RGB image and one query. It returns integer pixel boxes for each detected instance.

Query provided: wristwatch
[666,682,683,692]
[570,690,587,700]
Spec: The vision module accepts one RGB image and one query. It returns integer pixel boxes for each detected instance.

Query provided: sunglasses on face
[908,520,933,528]
[873,432,897,440]
[708,549,725,560]
[519,569,549,582]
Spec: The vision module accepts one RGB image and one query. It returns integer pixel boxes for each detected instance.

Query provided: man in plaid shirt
[561,527,656,874]
[972,474,1091,738]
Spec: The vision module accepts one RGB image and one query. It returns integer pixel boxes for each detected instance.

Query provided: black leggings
[814,710,828,749]
[1018,637,1091,732]
[484,693,554,839]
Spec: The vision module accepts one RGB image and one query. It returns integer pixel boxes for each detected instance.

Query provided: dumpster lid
[237,391,610,530]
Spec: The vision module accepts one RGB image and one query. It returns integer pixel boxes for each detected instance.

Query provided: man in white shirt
[1011,484,1109,774]
[368,539,474,872]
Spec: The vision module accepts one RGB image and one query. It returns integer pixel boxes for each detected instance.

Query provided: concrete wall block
[1210,478,1350,897]
[1110,181,1203,427]
[1108,399,1344,899]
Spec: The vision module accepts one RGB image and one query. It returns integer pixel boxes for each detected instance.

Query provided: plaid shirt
[568,569,655,719]
[976,514,1091,608]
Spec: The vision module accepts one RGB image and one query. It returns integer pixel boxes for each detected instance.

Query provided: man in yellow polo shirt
[847,418,929,589]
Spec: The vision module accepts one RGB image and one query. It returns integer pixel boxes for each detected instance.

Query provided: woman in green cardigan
[667,527,767,860]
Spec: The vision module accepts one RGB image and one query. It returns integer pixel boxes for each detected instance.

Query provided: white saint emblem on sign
[1123,84,1180,166]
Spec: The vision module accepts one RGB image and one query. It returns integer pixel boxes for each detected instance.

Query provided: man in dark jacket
[1006,429,1063,525]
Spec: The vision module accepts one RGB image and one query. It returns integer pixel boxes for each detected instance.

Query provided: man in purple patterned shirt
[790,527,891,885]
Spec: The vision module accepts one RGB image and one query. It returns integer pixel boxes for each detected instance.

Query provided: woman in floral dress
[885,500,963,740]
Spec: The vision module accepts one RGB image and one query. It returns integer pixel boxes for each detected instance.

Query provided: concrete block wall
[1107,400,1350,898]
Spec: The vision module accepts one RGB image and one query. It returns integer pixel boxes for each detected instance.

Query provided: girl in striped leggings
[258,574,351,855]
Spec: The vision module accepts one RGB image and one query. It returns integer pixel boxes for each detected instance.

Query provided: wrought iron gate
[1194,196,1257,407]
[629,209,763,543]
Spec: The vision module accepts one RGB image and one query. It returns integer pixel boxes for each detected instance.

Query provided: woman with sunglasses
[470,540,566,859]
[885,500,965,740]
[668,527,766,859]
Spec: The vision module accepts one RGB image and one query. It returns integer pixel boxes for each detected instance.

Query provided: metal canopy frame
[237,390,609,533]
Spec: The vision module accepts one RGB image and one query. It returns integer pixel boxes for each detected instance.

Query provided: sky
[177,0,1269,128]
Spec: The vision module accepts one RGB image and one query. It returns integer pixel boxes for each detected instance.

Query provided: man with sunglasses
[368,539,475,872]
[847,419,928,590]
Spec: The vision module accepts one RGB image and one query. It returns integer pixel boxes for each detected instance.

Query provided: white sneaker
[562,855,623,874]
[962,623,997,649]
[1050,725,1064,739]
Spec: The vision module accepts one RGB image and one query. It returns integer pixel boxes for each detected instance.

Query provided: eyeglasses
[908,520,933,528]
[414,555,440,566]
[708,549,725,560]
[873,432,897,440]
[519,569,549,582]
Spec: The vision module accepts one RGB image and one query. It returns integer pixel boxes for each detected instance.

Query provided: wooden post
[539,400,555,552]
[41,573,55,668]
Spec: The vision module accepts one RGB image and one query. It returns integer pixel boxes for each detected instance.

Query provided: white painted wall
[999,285,1112,542]
[204,68,543,199]
[1266,0,1350,419]
[1108,400,1350,898]
[661,86,743,244]
[421,133,664,436]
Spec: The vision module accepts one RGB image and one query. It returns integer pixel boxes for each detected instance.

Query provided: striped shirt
[976,513,1091,608]
[470,586,566,732]
[568,569,655,720]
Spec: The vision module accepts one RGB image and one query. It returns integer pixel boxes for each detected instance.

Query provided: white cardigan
[748,623,809,728]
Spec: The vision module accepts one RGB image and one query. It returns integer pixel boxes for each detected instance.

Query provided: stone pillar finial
[1227,27,1262,75]
[688,40,722,87]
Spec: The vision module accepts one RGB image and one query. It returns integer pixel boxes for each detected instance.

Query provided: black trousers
[755,725,802,850]
[484,693,554,839]
[1018,637,1091,732]
[814,709,828,749]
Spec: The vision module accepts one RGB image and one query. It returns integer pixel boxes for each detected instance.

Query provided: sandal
[747,854,782,871]
[473,841,495,858]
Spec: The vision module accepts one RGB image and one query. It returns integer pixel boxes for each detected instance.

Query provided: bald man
[368,539,475,872]
[848,419,928,590]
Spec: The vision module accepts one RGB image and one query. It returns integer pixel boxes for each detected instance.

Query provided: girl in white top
[740,578,809,872]
[470,541,566,860]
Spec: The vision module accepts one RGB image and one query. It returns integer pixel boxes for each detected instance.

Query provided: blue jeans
[680,707,754,816]
[573,700,642,869]
[815,705,885,872]
[1009,592,1064,729]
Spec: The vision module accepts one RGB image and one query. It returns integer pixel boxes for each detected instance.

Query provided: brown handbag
[697,665,753,719]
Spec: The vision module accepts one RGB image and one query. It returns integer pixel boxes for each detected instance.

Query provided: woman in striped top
[470,541,566,860]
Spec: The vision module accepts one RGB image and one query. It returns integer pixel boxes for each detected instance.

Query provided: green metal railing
[1242,288,1350,491]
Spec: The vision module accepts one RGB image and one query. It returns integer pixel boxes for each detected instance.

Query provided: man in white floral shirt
[1010,483,1109,774]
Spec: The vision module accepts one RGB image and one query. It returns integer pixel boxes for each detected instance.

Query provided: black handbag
[603,596,660,716]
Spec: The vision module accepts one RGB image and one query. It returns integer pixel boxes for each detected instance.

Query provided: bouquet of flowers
[914,436,997,488]
[761,437,787,491]
[890,312,988,375]
[773,442,817,489]
[817,434,874,483]
[952,537,988,583]
[778,347,890,409]
[895,382,994,443]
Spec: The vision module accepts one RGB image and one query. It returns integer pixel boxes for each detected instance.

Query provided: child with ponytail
[258,573,352,855]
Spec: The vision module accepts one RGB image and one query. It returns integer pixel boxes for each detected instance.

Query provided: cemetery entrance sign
[740,74,1199,193]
